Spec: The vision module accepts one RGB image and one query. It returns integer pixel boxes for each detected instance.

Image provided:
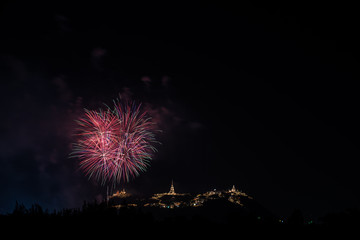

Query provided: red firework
[72,101,157,185]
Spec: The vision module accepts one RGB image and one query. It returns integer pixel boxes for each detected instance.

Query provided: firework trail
[71,100,158,186]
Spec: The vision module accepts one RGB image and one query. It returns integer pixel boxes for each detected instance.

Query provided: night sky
[1,1,360,219]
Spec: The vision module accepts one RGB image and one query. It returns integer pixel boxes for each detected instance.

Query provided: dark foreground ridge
[1,198,360,237]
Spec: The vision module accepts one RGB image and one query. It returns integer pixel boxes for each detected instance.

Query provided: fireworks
[71,100,158,186]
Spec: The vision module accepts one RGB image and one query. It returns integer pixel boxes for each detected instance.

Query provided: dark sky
[1,1,360,219]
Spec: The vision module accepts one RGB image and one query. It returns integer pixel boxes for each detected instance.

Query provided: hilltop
[107,183,275,224]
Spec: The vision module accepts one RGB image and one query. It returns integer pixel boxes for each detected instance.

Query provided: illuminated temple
[109,189,130,199]
[108,181,253,209]
[152,180,187,198]
[147,180,190,208]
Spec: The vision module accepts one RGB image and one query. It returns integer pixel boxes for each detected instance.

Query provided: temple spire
[169,180,176,195]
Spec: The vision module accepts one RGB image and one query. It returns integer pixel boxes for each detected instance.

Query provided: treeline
[2,200,360,231]
[7,200,151,220]
[11,200,110,217]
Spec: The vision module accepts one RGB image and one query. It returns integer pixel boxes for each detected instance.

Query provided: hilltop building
[107,182,253,210]
[108,188,138,208]
[191,185,252,207]
[168,180,176,195]
[152,180,187,198]
[146,180,191,208]
[109,189,131,199]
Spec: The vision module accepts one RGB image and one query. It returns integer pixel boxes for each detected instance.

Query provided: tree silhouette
[12,201,27,216]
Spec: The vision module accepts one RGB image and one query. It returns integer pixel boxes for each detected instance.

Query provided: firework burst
[71,100,158,186]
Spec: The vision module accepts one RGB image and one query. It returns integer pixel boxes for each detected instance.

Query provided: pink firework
[72,101,158,185]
